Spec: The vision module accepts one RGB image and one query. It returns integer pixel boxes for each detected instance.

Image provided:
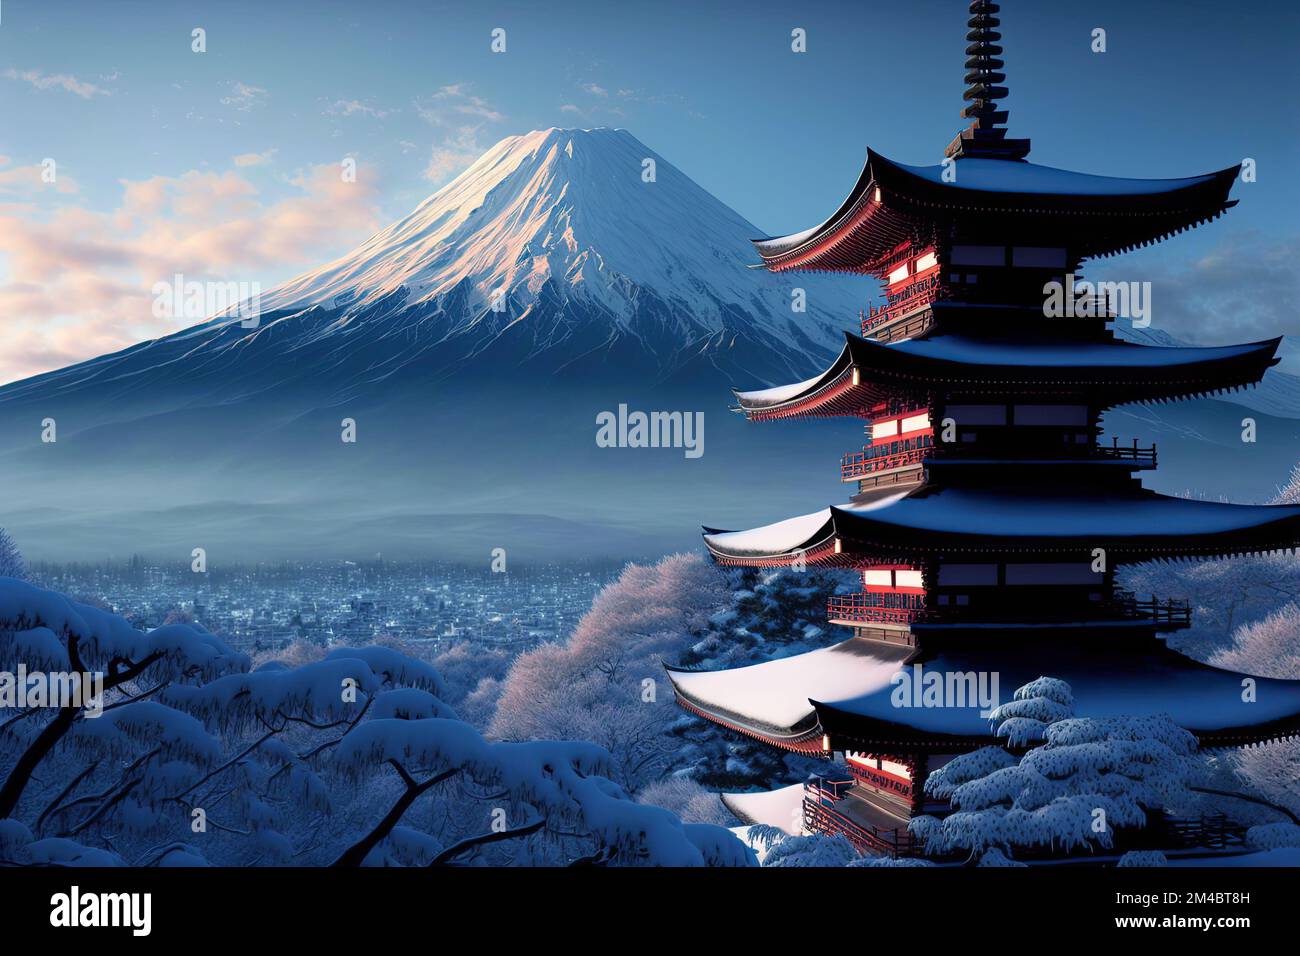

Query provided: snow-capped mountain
[0,128,864,561]
[259,127,844,348]
[0,127,856,417]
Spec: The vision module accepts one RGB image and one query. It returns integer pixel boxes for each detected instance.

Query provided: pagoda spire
[945,1,1031,161]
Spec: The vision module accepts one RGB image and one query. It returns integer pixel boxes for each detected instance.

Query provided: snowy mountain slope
[0,128,860,416]
[0,128,867,561]
[259,128,838,338]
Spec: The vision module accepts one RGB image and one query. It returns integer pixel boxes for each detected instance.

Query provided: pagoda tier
[703,486,1300,566]
[666,631,1300,755]
[734,330,1282,421]
[753,149,1240,274]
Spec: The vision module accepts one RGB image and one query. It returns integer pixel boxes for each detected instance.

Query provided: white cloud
[415,84,504,125]
[0,160,382,383]
[220,81,268,111]
[424,127,483,183]
[325,98,396,119]
[233,148,278,167]
[4,68,110,99]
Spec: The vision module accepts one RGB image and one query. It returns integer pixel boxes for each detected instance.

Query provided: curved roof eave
[752,146,1241,266]
[752,149,876,259]
[733,332,1281,419]
[701,490,1300,565]
[733,333,855,410]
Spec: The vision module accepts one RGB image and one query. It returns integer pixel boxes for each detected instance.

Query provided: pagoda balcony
[841,444,931,481]
[1114,590,1192,629]
[862,273,943,337]
[1095,437,1157,466]
[827,594,925,627]
[926,438,1157,468]
[803,783,916,857]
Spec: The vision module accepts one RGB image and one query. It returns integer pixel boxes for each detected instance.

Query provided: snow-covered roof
[705,487,1300,562]
[721,784,807,835]
[816,633,1300,747]
[891,335,1276,369]
[753,148,1240,268]
[890,157,1224,197]
[735,370,835,406]
[733,331,1282,418]
[671,632,1300,750]
[845,487,1300,540]
[703,493,905,557]
[666,638,911,734]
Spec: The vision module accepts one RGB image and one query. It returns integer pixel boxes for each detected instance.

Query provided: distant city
[28,557,624,655]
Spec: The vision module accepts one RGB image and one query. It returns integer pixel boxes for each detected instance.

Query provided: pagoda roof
[753,149,1240,273]
[702,487,1300,565]
[720,784,806,835]
[666,640,911,752]
[668,634,1300,752]
[817,634,1300,750]
[734,331,1281,420]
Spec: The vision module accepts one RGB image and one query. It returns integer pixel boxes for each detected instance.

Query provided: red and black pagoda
[668,1,1300,858]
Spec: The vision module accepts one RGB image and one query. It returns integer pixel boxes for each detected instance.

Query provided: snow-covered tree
[489,553,849,796]
[0,577,755,867]
[1209,601,1300,679]
[760,832,859,867]
[489,553,732,791]
[0,530,25,581]
[909,678,1208,862]
[638,776,732,826]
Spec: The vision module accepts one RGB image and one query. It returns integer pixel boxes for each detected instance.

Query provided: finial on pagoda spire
[945,0,1031,161]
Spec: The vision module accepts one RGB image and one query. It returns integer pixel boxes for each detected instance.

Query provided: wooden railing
[803,793,915,857]
[862,273,943,334]
[841,443,931,480]
[827,594,925,626]
[1096,437,1157,464]
[1114,590,1192,627]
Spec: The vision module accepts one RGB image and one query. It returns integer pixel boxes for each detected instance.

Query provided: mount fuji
[4,126,1295,562]
[0,128,868,562]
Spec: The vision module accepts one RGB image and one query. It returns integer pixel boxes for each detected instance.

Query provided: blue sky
[1,0,1297,379]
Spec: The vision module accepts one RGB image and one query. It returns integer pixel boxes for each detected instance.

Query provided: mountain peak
[2,128,866,412]
[256,125,809,331]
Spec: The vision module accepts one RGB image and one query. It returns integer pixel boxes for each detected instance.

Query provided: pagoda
[668,1,1300,858]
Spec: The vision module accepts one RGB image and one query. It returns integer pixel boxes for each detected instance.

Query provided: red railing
[803,794,915,857]
[862,272,943,334]
[827,594,925,625]
[841,444,930,480]
[847,761,914,800]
